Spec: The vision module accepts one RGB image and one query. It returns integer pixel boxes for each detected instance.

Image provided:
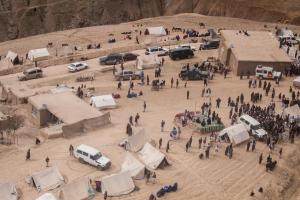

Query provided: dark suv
[100,53,123,65]
[169,48,194,60]
[199,40,220,50]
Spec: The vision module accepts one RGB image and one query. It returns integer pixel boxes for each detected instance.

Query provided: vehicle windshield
[251,124,261,130]
[93,153,102,160]
[70,64,76,67]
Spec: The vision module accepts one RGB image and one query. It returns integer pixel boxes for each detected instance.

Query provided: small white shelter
[136,54,160,70]
[219,124,250,145]
[89,95,117,110]
[138,142,167,170]
[146,26,167,36]
[0,182,18,200]
[125,129,147,152]
[28,48,50,61]
[6,51,19,65]
[282,104,300,122]
[101,171,135,196]
[121,153,145,179]
[36,193,57,200]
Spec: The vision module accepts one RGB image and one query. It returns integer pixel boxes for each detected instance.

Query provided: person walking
[104,191,108,200]
[251,140,256,152]
[45,156,50,167]
[259,153,263,164]
[152,172,156,184]
[187,90,190,99]
[176,79,179,88]
[185,142,189,152]
[279,148,283,159]
[26,149,31,160]
[135,113,140,126]
[198,137,202,149]
[171,78,174,88]
[129,116,133,126]
[143,101,147,112]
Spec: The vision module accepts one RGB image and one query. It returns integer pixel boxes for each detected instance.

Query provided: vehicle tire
[79,158,86,164]
[259,75,263,79]
[97,165,104,171]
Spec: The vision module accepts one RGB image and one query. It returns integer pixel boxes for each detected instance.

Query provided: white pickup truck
[255,65,282,80]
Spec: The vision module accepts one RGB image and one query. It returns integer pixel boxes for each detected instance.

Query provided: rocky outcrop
[0,0,299,42]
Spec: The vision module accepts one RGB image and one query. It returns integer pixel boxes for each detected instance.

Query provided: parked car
[114,69,142,81]
[68,62,88,72]
[176,44,197,51]
[238,115,267,139]
[123,53,139,61]
[169,48,194,60]
[255,65,282,80]
[145,47,168,56]
[100,53,123,65]
[74,144,111,170]
[18,67,43,81]
[199,39,220,50]
[179,67,209,80]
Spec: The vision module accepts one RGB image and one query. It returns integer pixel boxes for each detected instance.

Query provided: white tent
[28,48,50,61]
[218,124,250,145]
[89,95,117,110]
[101,171,135,196]
[0,182,18,200]
[126,129,147,152]
[36,193,57,200]
[59,177,95,200]
[282,104,300,122]
[136,54,160,70]
[121,153,145,179]
[293,77,300,87]
[0,58,14,70]
[138,142,167,170]
[146,26,167,36]
[6,51,19,65]
[29,166,64,192]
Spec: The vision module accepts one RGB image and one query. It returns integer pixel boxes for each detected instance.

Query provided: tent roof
[0,182,18,200]
[30,166,64,192]
[101,171,135,196]
[146,26,166,36]
[59,177,95,200]
[36,193,57,200]
[6,51,18,62]
[126,129,147,152]
[219,124,249,145]
[121,153,145,179]
[138,142,165,170]
[28,48,50,61]
[220,30,291,63]
[137,54,160,70]
[28,92,104,124]
[90,95,117,110]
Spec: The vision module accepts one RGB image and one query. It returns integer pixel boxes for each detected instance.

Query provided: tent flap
[138,142,166,170]
[121,153,145,179]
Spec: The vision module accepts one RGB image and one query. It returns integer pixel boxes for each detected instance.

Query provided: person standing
[129,116,133,126]
[279,148,283,159]
[104,191,108,200]
[185,142,189,152]
[187,90,190,100]
[135,113,140,126]
[176,79,179,88]
[143,101,147,112]
[166,141,170,153]
[171,78,174,88]
[159,138,162,149]
[161,120,165,132]
[45,156,50,167]
[198,137,202,149]
[147,75,150,85]
[251,140,256,152]
[246,141,251,152]
[69,145,74,156]
[259,153,263,164]
[26,149,31,160]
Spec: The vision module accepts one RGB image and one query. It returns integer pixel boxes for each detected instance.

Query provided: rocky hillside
[0,0,299,42]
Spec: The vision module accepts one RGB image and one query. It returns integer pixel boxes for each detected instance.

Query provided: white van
[74,144,111,170]
[145,47,168,56]
[238,115,267,138]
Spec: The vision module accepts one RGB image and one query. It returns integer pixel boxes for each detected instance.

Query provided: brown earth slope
[0,0,300,42]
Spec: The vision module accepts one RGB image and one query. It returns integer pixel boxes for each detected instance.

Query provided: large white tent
[121,153,145,179]
[218,124,250,145]
[36,193,57,200]
[89,95,117,110]
[28,48,50,61]
[136,54,160,70]
[59,177,95,200]
[0,182,18,200]
[282,104,300,122]
[101,171,135,196]
[29,166,65,192]
[146,26,167,36]
[138,142,167,170]
[125,129,147,152]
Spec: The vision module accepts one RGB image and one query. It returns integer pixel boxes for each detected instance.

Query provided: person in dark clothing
[185,142,189,152]
[187,90,190,99]
[166,141,170,153]
[45,156,50,167]
[26,149,31,160]
[246,141,251,151]
[251,140,256,152]
[159,138,162,149]
[259,153,263,164]
[198,137,202,149]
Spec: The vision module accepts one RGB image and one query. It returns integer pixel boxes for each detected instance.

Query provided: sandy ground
[0,14,300,200]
